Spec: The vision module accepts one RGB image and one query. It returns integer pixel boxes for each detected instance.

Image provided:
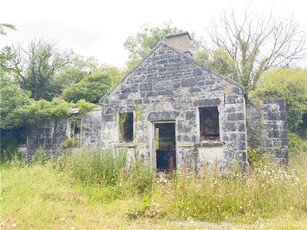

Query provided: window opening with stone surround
[199,107,220,141]
[119,112,133,142]
[67,118,81,147]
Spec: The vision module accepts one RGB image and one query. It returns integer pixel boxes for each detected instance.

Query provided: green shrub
[250,68,307,133]
[288,132,307,155]
[247,147,270,168]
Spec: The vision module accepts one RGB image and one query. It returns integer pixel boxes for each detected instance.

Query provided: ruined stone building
[26,32,288,170]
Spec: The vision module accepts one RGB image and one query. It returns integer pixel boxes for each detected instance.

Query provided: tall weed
[71,149,127,186]
[151,158,306,223]
[122,160,154,195]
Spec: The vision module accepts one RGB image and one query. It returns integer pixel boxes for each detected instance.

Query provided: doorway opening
[154,122,176,171]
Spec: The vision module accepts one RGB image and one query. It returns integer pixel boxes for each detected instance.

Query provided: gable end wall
[82,44,248,171]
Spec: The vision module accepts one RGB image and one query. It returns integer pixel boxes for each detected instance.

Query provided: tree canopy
[54,52,100,89]
[0,23,15,36]
[0,24,16,76]
[194,49,238,80]
[8,40,70,100]
[63,71,112,103]
[205,8,306,89]
[124,23,177,69]
[250,67,307,132]
[0,77,32,129]
[0,76,96,130]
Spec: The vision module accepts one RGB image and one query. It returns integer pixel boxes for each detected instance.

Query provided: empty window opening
[155,123,176,171]
[199,107,220,141]
[67,118,81,147]
[119,112,133,142]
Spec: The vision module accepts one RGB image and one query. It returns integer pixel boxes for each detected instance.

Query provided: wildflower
[12,224,17,228]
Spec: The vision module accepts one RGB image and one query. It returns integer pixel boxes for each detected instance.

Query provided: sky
[1,0,307,68]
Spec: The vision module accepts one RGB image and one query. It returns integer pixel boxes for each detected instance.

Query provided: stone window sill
[194,142,224,147]
[114,143,136,148]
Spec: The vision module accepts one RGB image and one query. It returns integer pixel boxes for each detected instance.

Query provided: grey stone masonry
[247,98,288,164]
[26,118,67,160]
[81,41,248,172]
[24,35,287,169]
[80,108,104,149]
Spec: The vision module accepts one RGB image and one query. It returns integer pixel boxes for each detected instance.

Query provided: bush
[288,132,307,155]
[63,72,111,103]
[250,68,307,133]
[247,148,271,168]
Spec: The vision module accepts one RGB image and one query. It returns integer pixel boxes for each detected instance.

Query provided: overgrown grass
[0,146,306,229]
[151,162,306,222]
[69,149,127,186]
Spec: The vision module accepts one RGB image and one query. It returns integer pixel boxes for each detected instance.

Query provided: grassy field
[0,148,306,229]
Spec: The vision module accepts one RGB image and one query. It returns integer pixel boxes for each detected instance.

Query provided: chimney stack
[165,31,192,57]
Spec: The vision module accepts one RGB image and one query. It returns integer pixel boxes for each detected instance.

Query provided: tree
[54,52,100,89]
[206,8,306,90]
[0,23,15,36]
[124,23,177,69]
[250,67,307,133]
[101,65,124,86]
[9,40,70,100]
[0,46,15,77]
[0,76,73,129]
[0,77,32,129]
[194,49,238,80]
[0,24,16,76]
[63,71,112,103]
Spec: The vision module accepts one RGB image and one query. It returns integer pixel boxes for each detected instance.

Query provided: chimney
[165,31,192,57]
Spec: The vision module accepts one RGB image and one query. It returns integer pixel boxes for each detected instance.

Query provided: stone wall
[26,118,67,160]
[247,98,288,163]
[80,108,103,149]
[80,42,248,171]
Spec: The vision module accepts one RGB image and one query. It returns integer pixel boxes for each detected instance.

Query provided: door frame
[151,120,176,170]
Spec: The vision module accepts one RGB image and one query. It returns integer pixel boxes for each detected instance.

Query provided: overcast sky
[1,0,307,68]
